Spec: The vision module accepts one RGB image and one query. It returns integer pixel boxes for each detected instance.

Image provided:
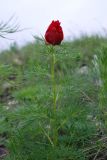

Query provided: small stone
[8,100,18,106]
[13,58,23,65]
[0,146,8,158]
[2,82,12,90]
[77,66,89,75]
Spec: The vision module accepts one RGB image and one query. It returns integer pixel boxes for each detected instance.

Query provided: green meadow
[0,35,107,160]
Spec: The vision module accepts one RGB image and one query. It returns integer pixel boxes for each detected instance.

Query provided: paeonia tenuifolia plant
[45,20,64,146]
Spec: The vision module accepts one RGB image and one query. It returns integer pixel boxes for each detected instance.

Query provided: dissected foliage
[0,35,107,160]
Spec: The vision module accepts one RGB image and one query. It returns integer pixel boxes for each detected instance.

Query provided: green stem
[51,48,58,146]
[51,53,56,113]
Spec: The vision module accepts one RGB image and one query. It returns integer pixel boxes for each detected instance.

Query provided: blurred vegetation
[0,35,107,160]
[0,16,20,39]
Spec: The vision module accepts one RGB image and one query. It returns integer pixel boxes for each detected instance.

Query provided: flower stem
[51,47,58,146]
[51,53,56,113]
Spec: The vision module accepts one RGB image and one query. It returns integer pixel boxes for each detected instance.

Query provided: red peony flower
[45,20,64,45]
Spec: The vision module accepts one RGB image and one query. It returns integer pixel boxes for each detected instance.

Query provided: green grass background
[0,35,107,160]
